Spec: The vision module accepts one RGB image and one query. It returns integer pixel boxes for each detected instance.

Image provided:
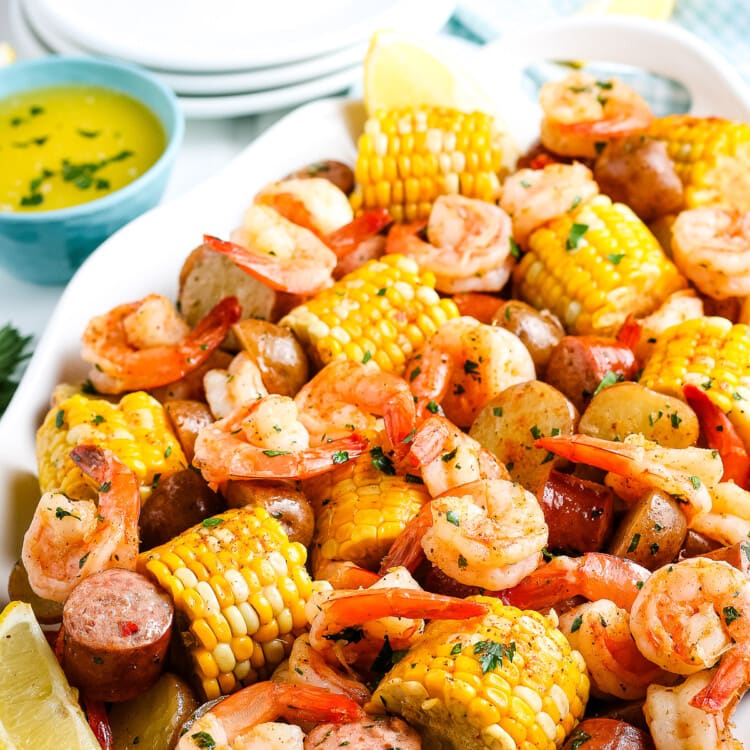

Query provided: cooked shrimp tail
[407,348,451,424]
[312,588,487,642]
[616,314,643,356]
[502,552,650,612]
[179,682,363,749]
[691,641,750,714]
[379,502,433,575]
[204,231,334,295]
[325,208,392,258]
[683,383,750,488]
[315,560,381,590]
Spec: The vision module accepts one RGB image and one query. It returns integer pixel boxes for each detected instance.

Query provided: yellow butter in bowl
[0,85,165,213]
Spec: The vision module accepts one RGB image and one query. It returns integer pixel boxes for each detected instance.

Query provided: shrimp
[204,351,269,419]
[500,162,599,246]
[690,481,750,547]
[254,177,354,237]
[307,570,487,670]
[293,359,416,448]
[539,71,653,159]
[645,671,743,750]
[671,207,750,299]
[22,446,139,603]
[205,206,337,296]
[422,478,548,591]
[630,557,750,713]
[176,682,362,750]
[305,715,421,749]
[408,316,535,427]
[385,195,515,293]
[326,208,392,278]
[285,635,371,706]
[193,395,368,484]
[559,599,674,700]
[502,552,650,613]
[81,294,240,394]
[683,383,750,488]
[536,433,719,521]
[404,415,508,498]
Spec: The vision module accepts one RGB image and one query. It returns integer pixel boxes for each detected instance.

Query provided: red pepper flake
[119,621,139,637]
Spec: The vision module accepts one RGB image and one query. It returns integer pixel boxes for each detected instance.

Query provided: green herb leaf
[426,400,439,414]
[332,450,350,464]
[566,223,589,251]
[492,406,503,417]
[509,238,521,259]
[724,605,742,626]
[446,510,460,527]
[441,448,458,463]
[473,640,516,674]
[77,129,100,138]
[262,449,292,457]
[689,475,702,489]
[202,517,224,528]
[450,643,463,655]
[607,252,625,265]
[55,507,80,521]
[570,729,592,749]
[627,533,641,553]
[190,732,216,749]
[593,370,619,396]
[362,350,372,364]
[570,615,583,632]
[371,446,396,475]
[323,626,364,643]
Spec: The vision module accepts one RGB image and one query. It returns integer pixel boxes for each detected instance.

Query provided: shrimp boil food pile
[9,69,750,750]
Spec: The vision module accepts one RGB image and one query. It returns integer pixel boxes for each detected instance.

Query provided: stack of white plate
[9,0,457,118]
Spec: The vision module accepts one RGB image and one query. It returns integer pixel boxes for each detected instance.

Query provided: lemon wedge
[0,601,100,750]
[363,29,491,116]
[579,0,676,21]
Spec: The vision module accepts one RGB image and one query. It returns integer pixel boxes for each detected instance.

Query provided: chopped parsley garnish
[570,615,583,632]
[493,406,503,417]
[450,643,463,655]
[530,425,542,440]
[370,446,396,475]
[473,640,516,674]
[202,517,224,528]
[593,370,619,396]
[332,450,350,464]
[724,606,742,625]
[262,449,291,457]
[457,554,468,568]
[409,366,421,382]
[627,533,641,553]
[190,732,216,749]
[98,481,111,493]
[405,473,423,484]
[463,359,479,375]
[509,238,521,258]
[323,626,365,643]
[55,409,65,429]
[55,507,80,521]
[426,400,439,414]
[689,475,702,489]
[607,252,625,265]
[566,223,588,250]
[361,350,372,364]
[441,448,458,463]
[570,729,592,749]
[446,510,460,527]
[77,129,100,138]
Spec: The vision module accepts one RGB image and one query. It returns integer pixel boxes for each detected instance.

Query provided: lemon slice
[0,601,100,750]
[580,0,676,20]
[363,29,492,116]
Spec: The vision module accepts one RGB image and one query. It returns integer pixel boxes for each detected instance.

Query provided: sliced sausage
[545,336,638,413]
[562,718,654,750]
[62,568,173,702]
[304,716,421,749]
[538,470,615,553]
[680,529,723,558]
[139,468,225,550]
[697,541,750,577]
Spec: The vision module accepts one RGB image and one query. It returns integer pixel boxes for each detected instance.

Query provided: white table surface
[0,0,321,336]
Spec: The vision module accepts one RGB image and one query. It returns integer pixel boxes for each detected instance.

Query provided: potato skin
[150,350,233,403]
[224,480,314,547]
[469,380,578,493]
[492,300,565,377]
[139,469,225,550]
[108,673,199,750]
[538,470,615,553]
[607,490,687,570]
[232,319,309,397]
[165,399,214,463]
[579,381,699,448]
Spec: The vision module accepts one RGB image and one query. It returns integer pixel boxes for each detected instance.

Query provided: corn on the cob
[513,194,686,335]
[350,106,513,223]
[371,596,589,750]
[36,391,186,502]
[304,448,430,575]
[280,254,459,374]
[648,115,750,210]
[640,316,750,446]
[139,506,312,701]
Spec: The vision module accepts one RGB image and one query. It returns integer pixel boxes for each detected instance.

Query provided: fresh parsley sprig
[0,324,33,413]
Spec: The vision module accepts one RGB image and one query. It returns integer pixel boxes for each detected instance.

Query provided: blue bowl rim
[0,55,184,223]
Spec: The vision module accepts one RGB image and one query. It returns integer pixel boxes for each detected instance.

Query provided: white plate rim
[27,0,457,72]
[21,0,368,95]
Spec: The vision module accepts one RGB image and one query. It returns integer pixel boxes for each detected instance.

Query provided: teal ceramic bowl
[0,56,184,284]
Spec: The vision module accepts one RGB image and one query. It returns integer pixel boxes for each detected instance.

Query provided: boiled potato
[224,480,314,547]
[178,243,294,350]
[492,300,565,377]
[233,319,309,397]
[607,490,687,570]
[579,381,699,448]
[165,399,214,463]
[284,159,355,195]
[469,380,578,492]
[109,673,198,750]
[8,559,63,624]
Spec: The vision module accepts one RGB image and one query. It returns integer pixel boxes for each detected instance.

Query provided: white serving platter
[2,15,750,741]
